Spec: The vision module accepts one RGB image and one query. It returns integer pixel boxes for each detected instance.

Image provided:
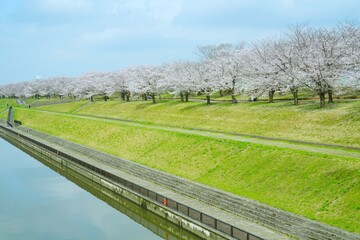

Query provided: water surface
[0,137,162,240]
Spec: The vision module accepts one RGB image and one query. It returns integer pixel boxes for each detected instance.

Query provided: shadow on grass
[297,101,346,112]
[161,100,191,106]
[135,102,154,110]
[252,100,340,112]
[178,102,225,112]
[133,100,175,109]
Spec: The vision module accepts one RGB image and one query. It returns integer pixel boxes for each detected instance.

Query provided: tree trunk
[90,96,94,102]
[151,93,156,104]
[120,92,125,101]
[328,88,333,104]
[206,95,211,105]
[319,87,326,108]
[291,88,298,106]
[231,94,237,104]
[158,94,161,101]
[219,90,223,97]
[185,92,189,102]
[231,86,237,104]
[126,94,130,102]
[268,90,275,103]
[180,92,184,102]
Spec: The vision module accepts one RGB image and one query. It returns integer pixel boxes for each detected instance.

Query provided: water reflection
[0,137,204,240]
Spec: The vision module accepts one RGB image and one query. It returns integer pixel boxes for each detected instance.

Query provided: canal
[0,137,204,240]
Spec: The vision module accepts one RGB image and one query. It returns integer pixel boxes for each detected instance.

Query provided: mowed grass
[0,99,17,109]
[39,99,360,148]
[6,108,360,233]
[35,100,89,113]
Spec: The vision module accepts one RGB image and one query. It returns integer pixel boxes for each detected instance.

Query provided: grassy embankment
[0,98,359,233]
[36,99,360,147]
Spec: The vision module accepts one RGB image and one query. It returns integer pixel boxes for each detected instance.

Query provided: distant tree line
[1,23,359,108]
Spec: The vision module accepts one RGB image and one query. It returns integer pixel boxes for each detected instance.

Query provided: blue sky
[0,0,359,85]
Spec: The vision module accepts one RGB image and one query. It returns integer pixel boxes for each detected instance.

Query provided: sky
[0,0,359,85]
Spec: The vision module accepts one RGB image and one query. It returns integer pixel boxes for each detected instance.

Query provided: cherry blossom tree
[74,72,110,101]
[127,65,166,104]
[193,60,223,105]
[271,38,303,105]
[249,39,284,103]
[113,69,131,101]
[49,77,75,99]
[288,25,347,107]
[0,87,4,98]
[222,47,250,103]
[196,43,248,103]
[163,60,197,102]
[337,22,360,92]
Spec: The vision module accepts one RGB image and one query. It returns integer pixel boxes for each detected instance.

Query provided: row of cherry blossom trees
[0,23,359,108]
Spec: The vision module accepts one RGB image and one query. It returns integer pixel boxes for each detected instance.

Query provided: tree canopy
[1,23,359,107]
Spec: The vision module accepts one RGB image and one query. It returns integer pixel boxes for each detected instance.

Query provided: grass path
[22,108,360,160]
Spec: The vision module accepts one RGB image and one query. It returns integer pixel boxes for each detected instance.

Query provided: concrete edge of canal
[0,122,289,240]
[1,133,205,240]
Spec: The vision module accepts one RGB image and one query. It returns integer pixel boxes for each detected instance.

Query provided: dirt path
[21,108,360,159]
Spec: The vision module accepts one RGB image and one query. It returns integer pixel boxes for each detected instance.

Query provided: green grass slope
[4,108,360,233]
[35,100,89,113]
[0,99,16,109]
[35,99,360,148]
